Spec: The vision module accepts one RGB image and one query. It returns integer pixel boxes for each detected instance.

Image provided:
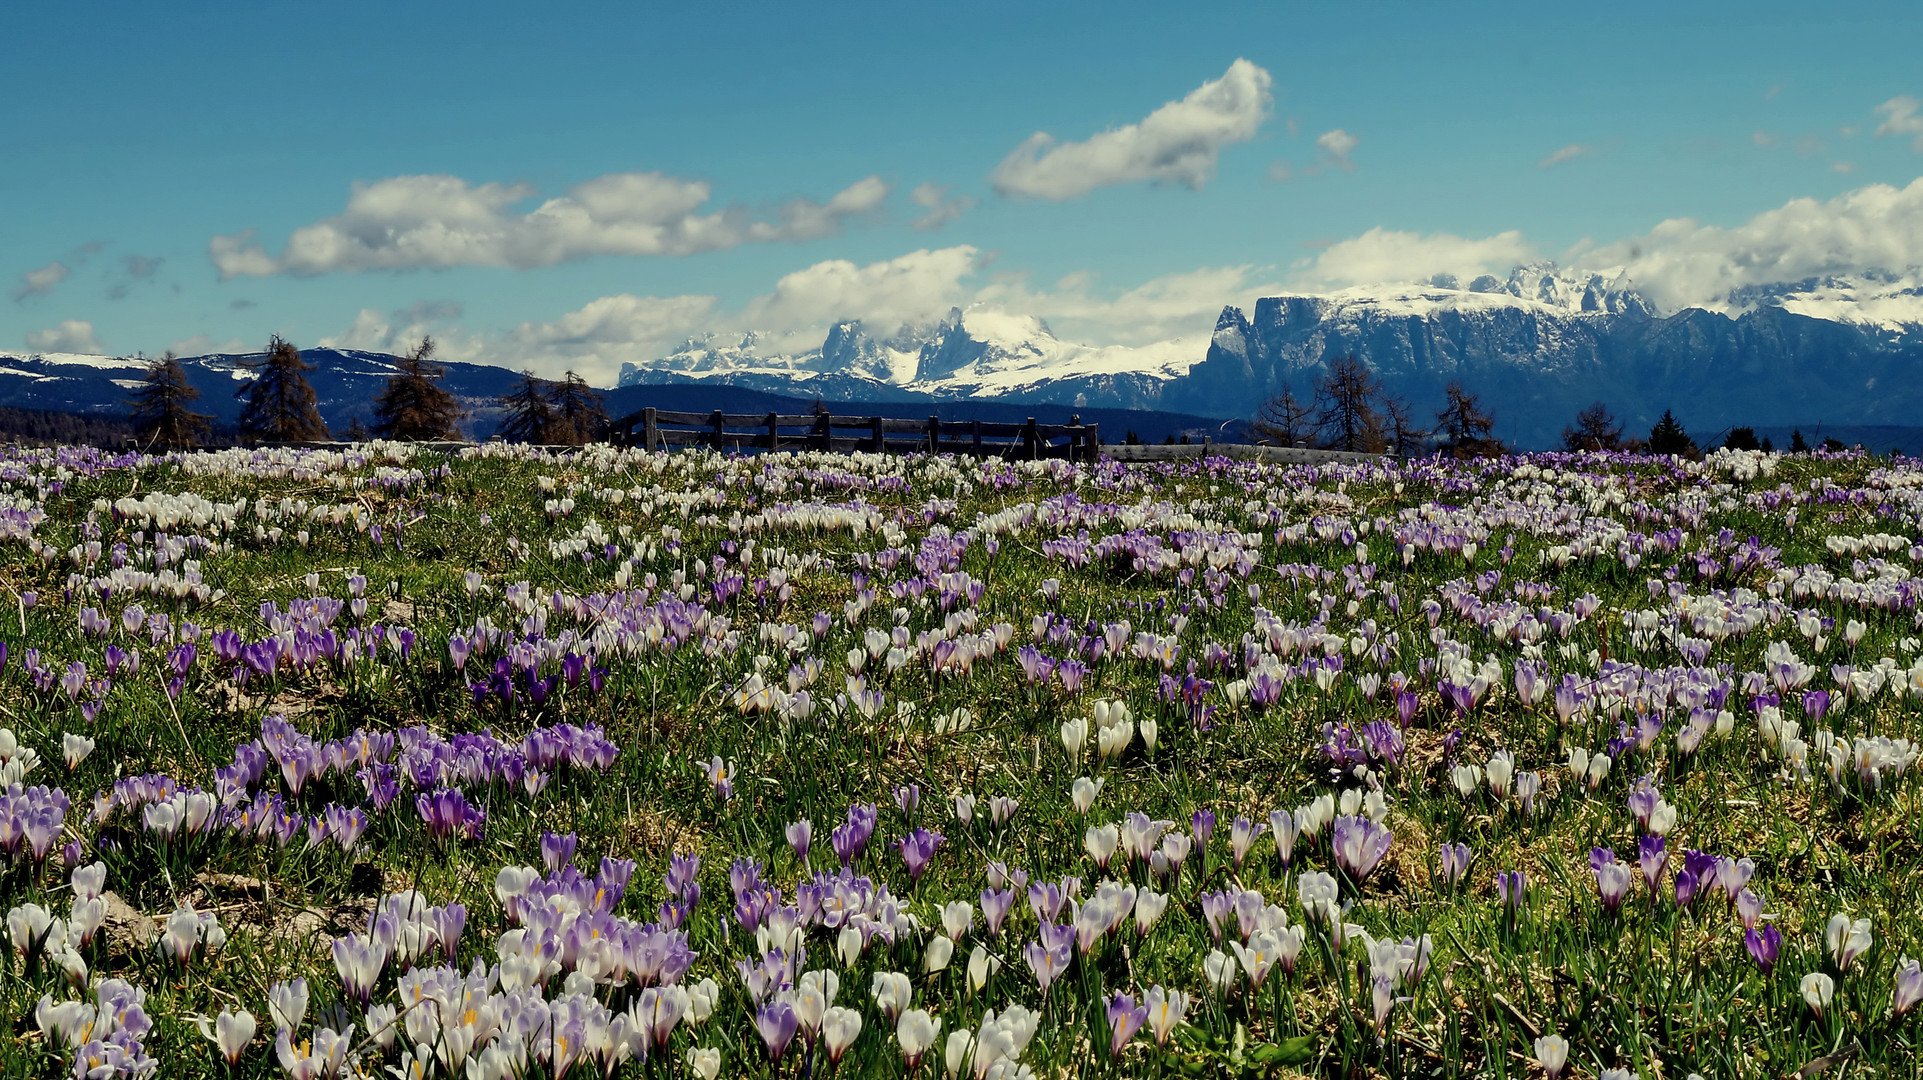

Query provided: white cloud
[319,298,483,361]
[909,182,975,230]
[209,171,891,277]
[25,319,103,354]
[1537,144,1591,168]
[1266,160,1293,182]
[1581,177,1923,310]
[739,246,980,333]
[1875,96,1923,150]
[362,244,1278,384]
[1295,227,1537,288]
[989,58,1273,199]
[976,263,1284,347]
[1832,161,1857,174]
[13,261,69,300]
[1315,129,1359,170]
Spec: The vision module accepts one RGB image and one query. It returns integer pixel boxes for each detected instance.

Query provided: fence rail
[1104,442,1385,465]
[610,406,1101,462]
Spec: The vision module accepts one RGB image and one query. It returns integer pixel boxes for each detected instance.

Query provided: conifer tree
[345,417,370,442]
[236,335,330,443]
[495,371,559,444]
[129,351,213,450]
[545,370,608,445]
[371,337,462,441]
[1647,409,1697,457]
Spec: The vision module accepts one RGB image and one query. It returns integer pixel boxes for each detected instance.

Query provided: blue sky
[6,0,1922,380]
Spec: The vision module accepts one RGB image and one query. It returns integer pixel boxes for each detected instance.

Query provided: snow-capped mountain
[1168,264,1923,446]
[0,348,524,437]
[612,261,1923,446]
[617,306,1203,409]
[10,264,1923,448]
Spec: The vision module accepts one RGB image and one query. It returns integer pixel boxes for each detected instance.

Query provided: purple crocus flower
[981,887,1015,937]
[1496,870,1526,914]
[1108,993,1149,1057]
[1592,848,1632,912]
[1199,890,1234,942]
[1673,867,1700,912]
[785,819,812,863]
[1637,835,1667,892]
[1745,924,1782,973]
[899,828,944,882]
[415,788,484,841]
[755,1000,799,1063]
[893,784,920,817]
[541,831,578,873]
[1894,958,1922,1017]
[1331,815,1393,883]
[1023,938,1072,993]
[1437,842,1471,888]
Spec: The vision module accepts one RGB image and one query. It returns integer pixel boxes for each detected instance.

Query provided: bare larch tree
[1313,356,1388,453]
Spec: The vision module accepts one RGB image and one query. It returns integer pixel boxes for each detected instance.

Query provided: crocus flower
[62,733,94,770]
[899,828,944,881]
[896,1009,941,1070]
[1592,849,1633,912]
[821,1007,862,1063]
[1107,993,1148,1057]
[1023,939,1071,993]
[1071,776,1103,814]
[1496,870,1526,916]
[1746,925,1783,974]
[1534,1034,1569,1079]
[540,830,578,873]
[196,1008,256,1066]
[1331,815,1392,882]
[755,1000,799,1063]
[871,971,912,1023]
[1144,985,1188,1046]
[1637,835,1667,892]
[1229,816,1266,870]
[699,757,735,802]
[1826,914,1873,972]
[1437,842,1471,888]
[1894,957,1922,1017]
[267,978,308,1033]
[1801,972,1835,1017]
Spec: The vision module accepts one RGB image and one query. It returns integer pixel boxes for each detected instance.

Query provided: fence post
[1023,417,1038,460]
[871,416,884,453]
[767,412,778,452]
[927,415,940,455]
[1084,423,1099,463]
[971,419,982,458]
[642,407,658,451]
[813,412,830,451]
[711,410,724,450]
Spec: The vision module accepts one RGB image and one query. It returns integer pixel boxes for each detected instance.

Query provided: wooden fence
[609,407,1101,462]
